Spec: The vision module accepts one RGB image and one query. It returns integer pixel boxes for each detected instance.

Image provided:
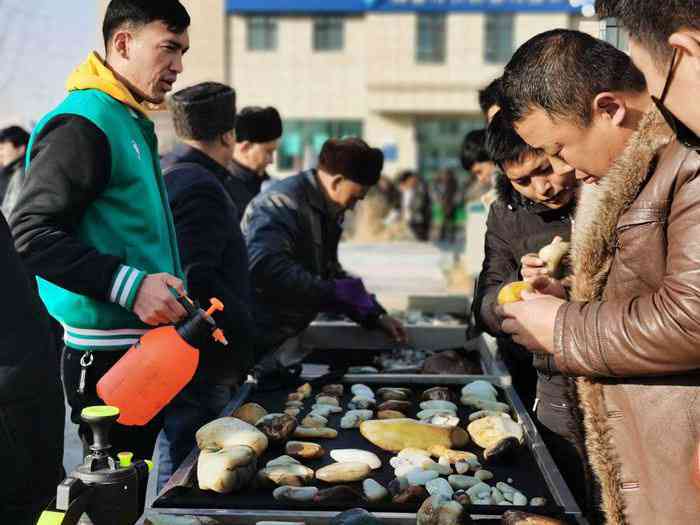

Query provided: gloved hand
[330,278,377,319]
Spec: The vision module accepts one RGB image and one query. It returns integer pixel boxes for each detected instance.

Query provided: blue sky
[0,0,97,127]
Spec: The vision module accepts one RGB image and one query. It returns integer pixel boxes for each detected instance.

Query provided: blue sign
[227,0,576,13]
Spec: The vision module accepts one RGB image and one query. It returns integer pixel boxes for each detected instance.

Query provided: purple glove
[331,278,376,319]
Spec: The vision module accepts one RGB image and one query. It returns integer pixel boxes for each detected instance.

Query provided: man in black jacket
[243,138,407,370]
[158,82,256,490]
[0,215,64,525]
[473,110,593,512]
[228,106,282,220]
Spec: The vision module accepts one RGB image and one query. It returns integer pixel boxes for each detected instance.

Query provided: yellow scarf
[65,52,156,116]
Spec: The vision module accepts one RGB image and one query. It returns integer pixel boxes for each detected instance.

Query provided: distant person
[435,168,458,243]
[478,76,503,123]
[11,0,191,465]
[460,129,497,205]
[0,125,30,218]
[159,82,255,490]
[397,170,432,241]
[242,138,407,376]
[228,106,283,220]
[1,212,64,525]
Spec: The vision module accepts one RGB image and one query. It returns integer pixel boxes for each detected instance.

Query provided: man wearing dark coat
[227,106,282,220]
[242,138,407,373]
[158,82,256,490]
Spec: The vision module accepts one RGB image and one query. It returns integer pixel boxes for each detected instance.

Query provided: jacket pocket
[613,205,667,288]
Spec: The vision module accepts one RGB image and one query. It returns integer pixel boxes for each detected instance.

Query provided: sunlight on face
[124,21,190,104]
[504,152,577,209]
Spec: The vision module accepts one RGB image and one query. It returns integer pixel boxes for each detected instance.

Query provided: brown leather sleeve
[554,170,700,378]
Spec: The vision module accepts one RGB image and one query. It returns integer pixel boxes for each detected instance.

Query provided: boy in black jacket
[473,110,592,512]
[158,82,255,490]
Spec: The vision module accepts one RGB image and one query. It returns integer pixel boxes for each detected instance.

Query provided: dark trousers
[1,388,64,525]
[61,347,163,462]
[156,380,234,492]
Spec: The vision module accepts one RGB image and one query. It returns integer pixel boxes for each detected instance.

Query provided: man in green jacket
[11,0,191,461]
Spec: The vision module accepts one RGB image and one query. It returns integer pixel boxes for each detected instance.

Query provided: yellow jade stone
[497,281,533,305]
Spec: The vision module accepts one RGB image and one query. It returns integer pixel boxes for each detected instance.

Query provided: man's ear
[669,31,700,74]
[593,92,626,127]
[221,130,236,148]
[330,175,343,193]
[111,29,133,60]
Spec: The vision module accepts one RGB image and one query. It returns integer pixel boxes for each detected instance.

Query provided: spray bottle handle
[168,287,198,316]
[206,298,229,346]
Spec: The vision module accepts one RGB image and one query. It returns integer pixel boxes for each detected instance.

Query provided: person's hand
[133,273,187,326]
[521,253,548,280]
[378,314,408,344]
[497,293,564,353]
[529,275,568,299]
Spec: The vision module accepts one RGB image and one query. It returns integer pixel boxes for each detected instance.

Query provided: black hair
[397,170,417,184]
[460,129,491,171]
[596,0,700,66]
[501,29,646,126]
[103,0,190,49]
[485,111,537,171]
[478,77,503,118]
[0,126,30,148]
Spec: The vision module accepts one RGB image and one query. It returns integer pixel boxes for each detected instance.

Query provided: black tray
[155,378,565,519]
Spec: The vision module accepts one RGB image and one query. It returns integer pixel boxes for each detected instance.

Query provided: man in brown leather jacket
[499,29,700,524]
[596,0,700,496]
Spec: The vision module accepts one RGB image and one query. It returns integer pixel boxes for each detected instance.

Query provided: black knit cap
[169,82,236,141]
[235,106,283,143]
[318,137,384,187]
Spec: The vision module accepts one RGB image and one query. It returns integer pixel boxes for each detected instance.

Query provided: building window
[247,16,278,51]
[278,120,363,171]
[484,13,514,64]
[313,16,345,51]
[416,13,446,63]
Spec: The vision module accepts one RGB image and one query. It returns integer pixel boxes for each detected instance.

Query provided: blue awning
[227,0,578,14]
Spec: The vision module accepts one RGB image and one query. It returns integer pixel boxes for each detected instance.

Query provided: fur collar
[571,108,673,525]
[571,109,673,302]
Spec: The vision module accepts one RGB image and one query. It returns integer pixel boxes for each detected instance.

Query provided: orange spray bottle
[97,295,228,425]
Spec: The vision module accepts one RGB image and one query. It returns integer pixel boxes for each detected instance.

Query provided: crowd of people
[2,0,700,524]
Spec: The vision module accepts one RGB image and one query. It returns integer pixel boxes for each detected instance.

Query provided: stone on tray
[255,413,298,443]
[284,408,301,418]
[196,417,268,456]
[392,485,429,505]
[340,409,374,429]
[362,479,389,502]
[314,485,366,503]
[377,410,405,419]
[316,462,371,483]
[424,414,460,428]
[257,464,315,487]
[322,384,344,397]
[360,419,468,452]
[272,485,319,503]
[310,404,342,417]
[301,414,328,428]
[286,441,325,459]
[421,387,454,402]
[350,384,375,399]
[418,400,458,412]
[377,400,413,413]
[406,468,440,486]
[474,469,493,481]
[348,396,376,410]
[447,475,480,490]
[460,380,498,401]
[293,427,338,439]
[417,495,470,525]
[315,395,340,406]
[425,477,454,499]
[266,455,301,468]
[376,387,412,401]
[466,482,492,501]
[231,403,268,426]
[197,446,257,493]
[330,449,382,469]
[296,383,312,399]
